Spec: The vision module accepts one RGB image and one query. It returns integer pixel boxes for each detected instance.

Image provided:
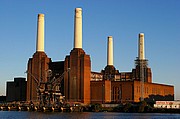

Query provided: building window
[112,86,121,102]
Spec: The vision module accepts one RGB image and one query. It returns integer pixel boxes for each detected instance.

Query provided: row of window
[136,86,149,94]
[136,86,171,95]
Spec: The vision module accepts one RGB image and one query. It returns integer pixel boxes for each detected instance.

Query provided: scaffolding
[135,59,148,101]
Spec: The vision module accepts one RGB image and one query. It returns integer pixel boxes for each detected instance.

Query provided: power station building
[26,8,174,104]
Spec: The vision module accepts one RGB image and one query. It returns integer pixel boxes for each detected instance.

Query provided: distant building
[6,77,27,102]
[0,96,6,103]
[154,101,180,109]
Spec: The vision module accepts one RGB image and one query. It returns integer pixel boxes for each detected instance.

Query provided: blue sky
[0,0,180,99]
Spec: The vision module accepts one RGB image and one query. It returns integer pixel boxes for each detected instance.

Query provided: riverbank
[85,103,180,113]
[0,111,180,119]
[1,101,180,113]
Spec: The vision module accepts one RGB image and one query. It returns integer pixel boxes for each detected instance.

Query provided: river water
[0,111,179,119]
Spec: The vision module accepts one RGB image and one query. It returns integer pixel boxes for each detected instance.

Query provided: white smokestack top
[36,14,44,52]
[74,8,82,49]
[138,33,145,60]
[107,36,113,66]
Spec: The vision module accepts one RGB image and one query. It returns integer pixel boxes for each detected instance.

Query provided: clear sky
[0,0,180,99]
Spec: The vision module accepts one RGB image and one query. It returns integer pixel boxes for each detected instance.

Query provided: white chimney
[107,36,113,66]
[138,33,145,60]
[36,14,44,52]
[74,8,82,49]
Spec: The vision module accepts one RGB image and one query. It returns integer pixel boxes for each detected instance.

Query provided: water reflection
[0,111,179,119]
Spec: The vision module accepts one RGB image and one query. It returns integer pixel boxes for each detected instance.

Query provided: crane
[25,68,70,107]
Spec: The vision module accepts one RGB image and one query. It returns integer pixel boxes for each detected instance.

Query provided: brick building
[26,52,51,101]
[90,79,174,103]
[26,8,174,104]
[90,33,174,104]
[64,48,91,104]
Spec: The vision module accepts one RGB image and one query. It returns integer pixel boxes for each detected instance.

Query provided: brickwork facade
[132,61,152,83]
[26,51,174,104]
[91,80,174,103]
[26,52,51,101]
[91,80,111,103]
[64,48,91,104]
[133,81,174,102]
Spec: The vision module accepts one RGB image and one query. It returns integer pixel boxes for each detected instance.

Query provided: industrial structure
[26,8,174,106]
